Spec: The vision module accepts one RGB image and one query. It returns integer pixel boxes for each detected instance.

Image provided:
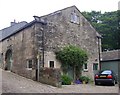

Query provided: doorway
[5,49,12,70]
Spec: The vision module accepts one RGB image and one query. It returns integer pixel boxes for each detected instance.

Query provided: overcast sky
[0,0,119,30]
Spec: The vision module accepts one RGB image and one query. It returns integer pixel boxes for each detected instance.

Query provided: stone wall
[0,42,2,68]
[39,67,61,87]
[44,51,61,68]
[1,24,38,80]
[40,6,101,79]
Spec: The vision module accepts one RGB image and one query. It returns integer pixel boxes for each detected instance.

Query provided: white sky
[0,0,119,30]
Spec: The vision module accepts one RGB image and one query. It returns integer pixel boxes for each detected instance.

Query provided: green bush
[61,74,72,85]
[79,76,90,83]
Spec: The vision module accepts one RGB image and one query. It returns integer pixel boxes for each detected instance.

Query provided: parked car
[94,70,117,86]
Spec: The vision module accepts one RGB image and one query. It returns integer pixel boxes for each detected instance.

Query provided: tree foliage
[82,11,119,51]
[118,10,120,48]
[56,45,88,79]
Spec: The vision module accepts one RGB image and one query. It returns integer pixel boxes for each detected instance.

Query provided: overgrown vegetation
[56,45,88,80]
[79,76,91,83]
[82,11,119,51]
[61,74,72,85]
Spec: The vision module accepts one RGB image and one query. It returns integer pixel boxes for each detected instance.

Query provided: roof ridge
[37,5,76,18]
[0,21,28,41]
[0,21,27,31]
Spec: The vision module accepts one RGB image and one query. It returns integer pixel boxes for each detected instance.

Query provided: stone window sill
[26,68,32,70]
[83,69,88,72]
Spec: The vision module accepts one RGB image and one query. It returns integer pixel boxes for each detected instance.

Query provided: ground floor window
[83,63,88,71]
[27,59,32,69]
[93,63,98,70]
[49,61,54,68]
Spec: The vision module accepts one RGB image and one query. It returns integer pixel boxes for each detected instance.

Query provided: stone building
[0,6,101,80]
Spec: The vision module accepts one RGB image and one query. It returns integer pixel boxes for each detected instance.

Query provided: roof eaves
[1,20,46,41]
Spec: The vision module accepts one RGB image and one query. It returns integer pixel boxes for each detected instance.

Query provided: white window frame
[48,60,56,68]
[83,63,88,72]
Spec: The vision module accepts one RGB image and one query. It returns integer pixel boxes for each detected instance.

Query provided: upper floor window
[71,12,79,24]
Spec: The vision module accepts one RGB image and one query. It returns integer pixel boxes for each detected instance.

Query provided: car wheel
[115,81,117,84]
[112,80,115,86]
[95,81,98,85]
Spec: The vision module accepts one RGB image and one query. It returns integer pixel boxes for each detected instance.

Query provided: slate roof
[101,50,120,62]
[0,20,47,42]
[0,21,28,41]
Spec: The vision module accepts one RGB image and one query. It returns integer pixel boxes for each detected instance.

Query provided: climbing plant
[56,45,88,80]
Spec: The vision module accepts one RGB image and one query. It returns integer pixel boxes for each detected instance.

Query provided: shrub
[61,74,72,85]
[79,76,90,83]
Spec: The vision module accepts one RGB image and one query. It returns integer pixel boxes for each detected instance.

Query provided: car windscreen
[101,70,112,74]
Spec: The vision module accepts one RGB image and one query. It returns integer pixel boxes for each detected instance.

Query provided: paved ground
[0,69,119,93]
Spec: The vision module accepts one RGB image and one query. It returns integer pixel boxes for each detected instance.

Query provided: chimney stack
[11,19,17,26]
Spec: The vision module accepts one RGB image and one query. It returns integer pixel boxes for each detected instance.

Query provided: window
[71,12,79,24]
[93,63,98,70]
[83,63,88,71]
[101,70,112,74]
[49,61,54,68]
[27,59,32,69]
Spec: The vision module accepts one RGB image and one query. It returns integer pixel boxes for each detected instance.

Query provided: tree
[56,45,88,80]
[117,10,120,49]
[82,11,118,51]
